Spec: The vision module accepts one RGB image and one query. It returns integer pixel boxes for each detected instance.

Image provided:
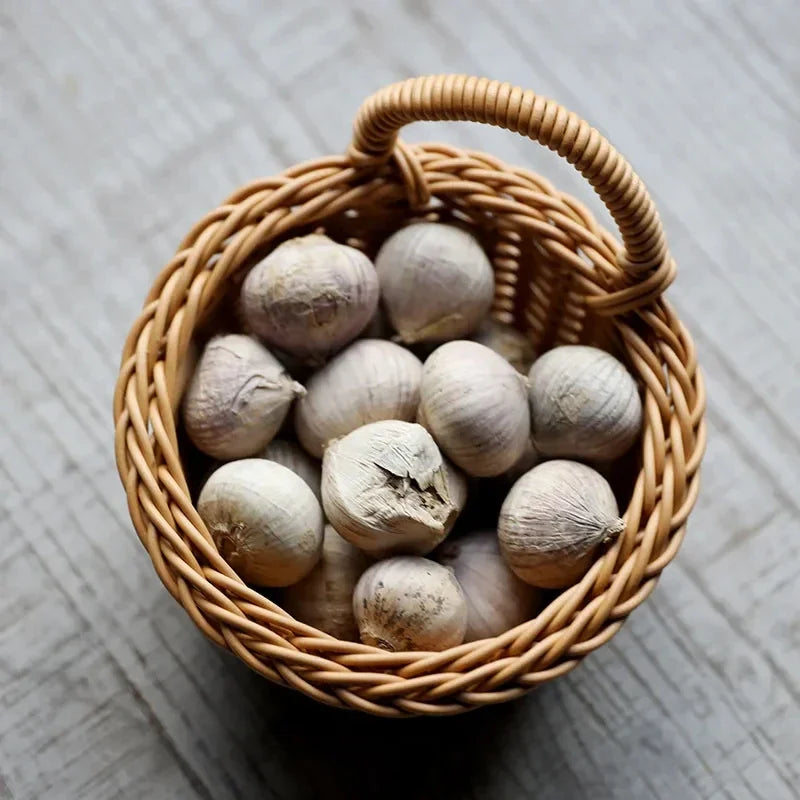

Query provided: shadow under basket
[113,75,707,717]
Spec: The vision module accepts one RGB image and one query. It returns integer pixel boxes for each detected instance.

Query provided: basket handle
[349,75,670,276]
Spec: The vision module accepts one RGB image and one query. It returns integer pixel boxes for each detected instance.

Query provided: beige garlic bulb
[375,223,494,344]
[295,339,423,458]
[419,340,530,477]
[322,420,466,557]
[198,459,324,587]
[528,345,642,460]
[473,319,537,374]
[282,525,369,640]
[438,530,540,641]
[498,460,624,589]
[241,234,379,363]
[259,438,321,500]
[183,334,304,460]
[353,556,467,651]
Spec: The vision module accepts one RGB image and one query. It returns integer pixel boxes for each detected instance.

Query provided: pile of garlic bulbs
[183,223,643,652]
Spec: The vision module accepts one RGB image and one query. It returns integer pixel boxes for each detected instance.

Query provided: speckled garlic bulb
[419,340,530,477]
[322,420,466,556]
[353,556,467,651]
[528,345,642,460]
[498,460,624,589]
[438,530,540,641]
[473,319,536,374]
[375,223,494,344]
[295,339,423,458]
[259,438,321,500]
[183,334,304,460]
[198,459,324,587]
[241,234,379,363]
[282,525,369,640]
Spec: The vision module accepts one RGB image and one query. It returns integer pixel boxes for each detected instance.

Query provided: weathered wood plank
[1,0,799,798]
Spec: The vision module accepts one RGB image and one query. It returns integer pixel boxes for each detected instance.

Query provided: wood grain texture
[1,0,798,797]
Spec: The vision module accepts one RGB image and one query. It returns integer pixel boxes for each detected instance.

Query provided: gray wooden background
[2,1,799,798]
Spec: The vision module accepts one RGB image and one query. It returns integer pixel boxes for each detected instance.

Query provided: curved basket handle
[349,74,670,276]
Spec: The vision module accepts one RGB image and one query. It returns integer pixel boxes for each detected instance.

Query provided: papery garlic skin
[295,339,422,458]
[241,234,379,363]
[419,340,530,477]
[259,439,321,500]
[375,223,494,344]
[183,334,304,460]
[528,345,642,460]
[322,420,463,557]
[437,530,540,641]
[283,525,369,640]
[498,460,624,589]
[353,556,467,651]
[198,459,324,587]
[473,319,536,374]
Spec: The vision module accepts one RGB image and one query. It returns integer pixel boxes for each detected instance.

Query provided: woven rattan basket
[113,75,706,716]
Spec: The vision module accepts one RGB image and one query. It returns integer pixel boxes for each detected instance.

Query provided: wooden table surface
[2,1,799,798]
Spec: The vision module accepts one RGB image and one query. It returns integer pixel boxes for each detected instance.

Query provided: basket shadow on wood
[113,75,706,716]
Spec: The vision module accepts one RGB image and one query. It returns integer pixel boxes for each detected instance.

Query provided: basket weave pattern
[113,75,706,716]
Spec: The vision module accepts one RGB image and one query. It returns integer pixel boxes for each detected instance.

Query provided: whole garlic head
[282,525,369,640]
[472,319,537,374]
[528,345,643,460]
[259,438,321,500]
[498,460,624,588]
[241,234,379,364]
[295,339,423,458]
[419,340,531,477]
[182,334,304,460]
[353,556,468,651]
[198,459,324,587]
[322,420,466,557]
[375,223,494,344]
[437,530,540,641]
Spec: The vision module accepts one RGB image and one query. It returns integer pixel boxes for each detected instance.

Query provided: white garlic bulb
[528,345,642,460]
[472,319,536,374]
[322,420,466,557]
[183,334,304,460]
[353,556,467,651]
[375,223,494,344]
[241,234,379,363]
[419,340,530,477]
[259,438,321,500]
[437,530,540,641]
[282,525,369,640]
[498,460,624,588]
[198,459,324,587]
[295,339,423,458]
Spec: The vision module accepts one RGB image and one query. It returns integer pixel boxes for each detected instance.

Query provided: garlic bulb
[353,556,467,651]
[259,438,321,500]
[241,234,379,363]
[528,345,642,460]
[473,319,536,374]
[498,460,624,588]
[295,339,423,458]
[375,223,494,344]
[198,459,324,587]
[282,525,369,640]
[419,340,530,477]
[183,334,304,460]
[437,530,540,641]
[322,420,465,556]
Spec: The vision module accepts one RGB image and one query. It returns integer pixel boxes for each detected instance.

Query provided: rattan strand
[113,75,705,716]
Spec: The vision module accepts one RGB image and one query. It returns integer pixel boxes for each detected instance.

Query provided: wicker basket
[113,75,706,716]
